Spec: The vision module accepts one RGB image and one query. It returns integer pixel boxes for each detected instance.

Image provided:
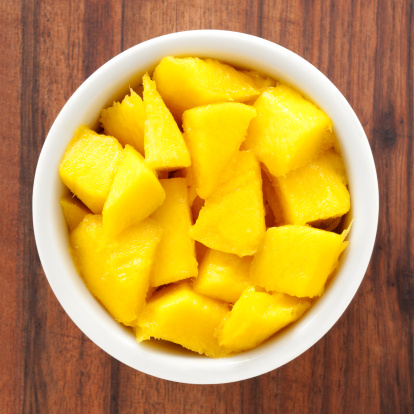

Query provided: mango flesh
[272,149,350,225]
[251,225,349,297]
[100,89,145,154]
[59,56,352,358]
[150,178,198,287]
[183,102,256,199]
[193,249,252,303]
[143,73,191,171]
[153,56,259,119]
[136,282,230,358]
[217,287,311,353]
[59,125,123,213]
[190,151,266,257]
[60,194,91,231]
[244,84,335,177]
[242,70,276,90]
[70,215,162,326]
[102,145,166,237]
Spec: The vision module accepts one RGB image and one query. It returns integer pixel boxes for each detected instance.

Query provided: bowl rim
[33,29,379,384]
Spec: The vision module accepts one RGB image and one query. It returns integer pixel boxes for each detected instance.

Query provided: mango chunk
[136,282,230,357]
[59,125,123,213]
[183,102,256,199]
[193,249,252,303]
[242,70,276,90]
[251,225,349,297]
[190,151,266,257]
[244,84,335,177]
[60,195,91,231]
[143,73,191,171]
[272,149,350,225]
[70,215,162,326]
[153,56,259,119]
[100,89,145,154]
[217,287,311,353]
[102,145,166,237]
[150,178,198,287]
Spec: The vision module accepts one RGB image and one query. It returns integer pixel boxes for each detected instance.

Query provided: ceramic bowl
[33,30,379,384]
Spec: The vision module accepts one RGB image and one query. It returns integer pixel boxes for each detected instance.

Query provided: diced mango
[153,56,259,119]
[190,151,266,257]
[60,194,91,231]
[251,225,349,297]
[102,145,166,237]
[244,84,335,177]
[70,215,162,326]
[272,149,350,225]
[59,125,123,213]
[150,178,198,287]
[193,249,252,303]
[217,287,311,353]
[143,73,191,171]
[136,282,230,357]
[242,70,276,90]
[183,103,256,199]
[100,89,146,154]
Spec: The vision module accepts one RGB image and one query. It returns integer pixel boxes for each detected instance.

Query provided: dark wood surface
[1,0,413,412]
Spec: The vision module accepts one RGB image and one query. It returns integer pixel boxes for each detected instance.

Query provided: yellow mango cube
[183,102,256,199]
[70,215,162,326]
[102,145,166,237]
[190,151,266,257]
[193,249,252,303]
[242,70,276,90]
[217,287,311,353]
[59,125,123,213]
[143,73,191,171]
[150,178,198,287]
[136,282,230,358]
[60,194,91,231]
[153,56,259,119]
[100,89,146,154]
[251,225,349,297]
[244,84,335,177]
[273,149,350,225]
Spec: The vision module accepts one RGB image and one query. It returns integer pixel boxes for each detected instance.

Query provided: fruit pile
[59,56,351,357]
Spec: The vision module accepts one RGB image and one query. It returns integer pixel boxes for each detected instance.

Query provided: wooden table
[1,0,413,412]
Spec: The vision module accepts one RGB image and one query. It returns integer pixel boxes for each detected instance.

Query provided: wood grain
[0,0,412,413]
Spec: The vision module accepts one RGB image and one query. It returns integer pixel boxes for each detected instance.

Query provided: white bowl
[33,30,379,384]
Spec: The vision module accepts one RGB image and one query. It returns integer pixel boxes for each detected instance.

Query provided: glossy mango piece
[136,282,230,357]
[273,149,350,225]
[70,215,162,326]
[60,194,91,231]
[102,145,166,237]
[242,70,276,90]
[193,248,252,303]
[183,102,256,199]
[143,73,191,171]
[59,125,123,213]
[150,178,198,287]
[190,151,266,257]
[251,225,349,297]
[100,89,146,154]
[153,56,259,119]
[217,287,311,353]
[244,84,335,177]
